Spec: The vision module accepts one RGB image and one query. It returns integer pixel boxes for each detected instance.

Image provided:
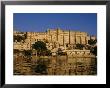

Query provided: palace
[14,28,96,51]
[13,28,97,75]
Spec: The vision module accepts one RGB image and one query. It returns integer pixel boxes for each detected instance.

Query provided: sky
[14,13,97,36]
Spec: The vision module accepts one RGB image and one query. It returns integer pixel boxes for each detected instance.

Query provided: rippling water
[14,55,97,75]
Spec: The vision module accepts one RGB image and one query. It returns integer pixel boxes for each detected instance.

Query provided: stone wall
[13,28,96,50]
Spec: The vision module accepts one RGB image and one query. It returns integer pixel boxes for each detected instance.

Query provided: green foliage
[32,41,47,51]
[14,35,26,42]
[88,39,97,45]
[32,41,52,56]
[90,46,97,56]
[45,50,52,56]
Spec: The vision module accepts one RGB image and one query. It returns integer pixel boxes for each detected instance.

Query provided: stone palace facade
[14,28,96,51]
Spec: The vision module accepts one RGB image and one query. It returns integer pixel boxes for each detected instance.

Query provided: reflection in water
[14,55,97,75]
[46,56,97,75]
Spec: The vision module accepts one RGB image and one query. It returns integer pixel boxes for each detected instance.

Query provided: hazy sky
[14,13,97,36]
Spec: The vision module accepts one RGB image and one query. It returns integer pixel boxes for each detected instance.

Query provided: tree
[45,50,52,56]
[88,39,97,45]
[32,41,47,56]
[90,46,97,56]
[32,41,47,50]
[14,35,26,42]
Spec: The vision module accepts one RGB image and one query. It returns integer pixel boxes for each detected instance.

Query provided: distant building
[13,28,96,50]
